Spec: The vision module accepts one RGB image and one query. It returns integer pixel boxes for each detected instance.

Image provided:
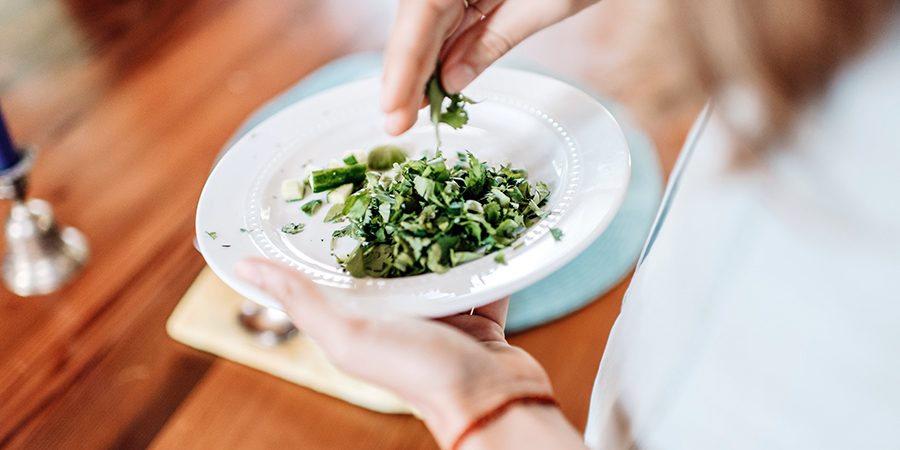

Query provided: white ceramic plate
[196,67,630,317]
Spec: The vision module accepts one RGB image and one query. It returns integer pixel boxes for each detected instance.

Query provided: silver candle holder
[0,149,89,296]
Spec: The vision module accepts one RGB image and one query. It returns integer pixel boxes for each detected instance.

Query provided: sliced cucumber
[280,178,305,202]
[327,183,355,204]
[301,165,320,195]
[342,149,367,166]
[302,164,322,179]
[309,164,367,193]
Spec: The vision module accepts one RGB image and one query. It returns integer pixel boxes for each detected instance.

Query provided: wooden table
[0,0,700,448]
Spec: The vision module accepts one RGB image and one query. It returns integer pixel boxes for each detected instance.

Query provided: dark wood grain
[0,0,701,448]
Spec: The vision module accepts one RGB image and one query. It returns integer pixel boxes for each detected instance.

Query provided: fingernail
[234,259,262,283]
[443,65,475,93]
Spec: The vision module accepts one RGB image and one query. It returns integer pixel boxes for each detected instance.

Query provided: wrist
[457,401,581,450]
[417,372,556,448]
[452,395,559,450]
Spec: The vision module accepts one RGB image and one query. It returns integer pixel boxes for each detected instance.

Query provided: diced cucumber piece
[301,165,320,194]
[327,183,355,204]
[342,149,367,166]
[309,164,367,193]
[280,178,305,202]
[302,164,322,179]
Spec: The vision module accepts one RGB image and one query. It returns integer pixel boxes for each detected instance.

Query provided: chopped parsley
[550,227,564,241]
[323,203,345,222]
[205,231,218,240]
[281,222,305,235]
[328,151,550,278]
[300,199,323,216]
[494,251,507,265]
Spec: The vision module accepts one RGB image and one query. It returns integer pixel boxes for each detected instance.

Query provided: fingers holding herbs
[382,0,603,135]
[381,0,466,135]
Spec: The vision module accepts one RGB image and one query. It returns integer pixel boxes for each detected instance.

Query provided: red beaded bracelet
[450,394,560,450]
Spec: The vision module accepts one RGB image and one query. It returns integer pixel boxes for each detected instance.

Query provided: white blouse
[584,13,900,450]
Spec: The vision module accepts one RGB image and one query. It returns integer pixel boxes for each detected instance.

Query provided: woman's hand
[234,258,557,448]
[381,0,601,135]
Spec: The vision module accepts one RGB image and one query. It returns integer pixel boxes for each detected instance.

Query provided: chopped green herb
[281,222,305,235]
[494,252,507,265]
[239,227,260,234]
[323,203,345,222]
[339,245,366,278]
[327,151,549,278]
[342,154,358,165]
[550,227,564,241]
[205,231,218,240]
[300,199,323,216]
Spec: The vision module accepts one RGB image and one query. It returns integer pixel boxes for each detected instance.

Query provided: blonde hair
[674,0,895,141]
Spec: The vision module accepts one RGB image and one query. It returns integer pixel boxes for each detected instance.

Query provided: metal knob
[0,149,89,296]
[2,199,89,296]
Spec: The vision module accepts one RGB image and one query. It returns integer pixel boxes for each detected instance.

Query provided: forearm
[458,404,588,450]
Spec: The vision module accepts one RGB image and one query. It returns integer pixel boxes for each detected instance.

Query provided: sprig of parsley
[427,66,476,147]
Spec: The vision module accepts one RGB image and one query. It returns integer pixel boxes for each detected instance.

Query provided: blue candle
[0,101,23,171]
